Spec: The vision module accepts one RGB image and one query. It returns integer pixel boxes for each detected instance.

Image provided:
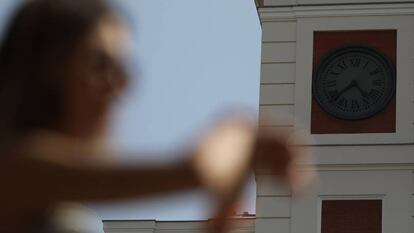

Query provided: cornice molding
[255,0,264,8]
[256,163,414,174]
[259,2,414,21]
[103,219,255,233]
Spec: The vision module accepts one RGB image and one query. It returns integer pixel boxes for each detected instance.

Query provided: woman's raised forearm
[0,155,201,209]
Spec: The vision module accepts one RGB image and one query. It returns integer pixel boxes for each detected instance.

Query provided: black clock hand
[354,83,369,98]
[331,80,357,102]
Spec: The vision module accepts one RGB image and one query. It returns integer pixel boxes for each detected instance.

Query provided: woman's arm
[0,155,201,210]
[0,119,256,213]
[0,119,309,233]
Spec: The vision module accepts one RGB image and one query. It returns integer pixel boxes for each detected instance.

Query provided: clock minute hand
[332,80,357,102]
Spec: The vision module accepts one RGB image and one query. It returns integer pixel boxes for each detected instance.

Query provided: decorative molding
[318,194,386,199]
[259,3,414,21]
[103,219,255,233]
[256,163,414,174]
[255,0,264,8]
[103,220,156,233]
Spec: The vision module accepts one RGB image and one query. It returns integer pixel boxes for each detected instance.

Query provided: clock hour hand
[354,83,369,98]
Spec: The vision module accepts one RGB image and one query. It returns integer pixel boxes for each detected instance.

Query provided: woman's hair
[0,0,114,135]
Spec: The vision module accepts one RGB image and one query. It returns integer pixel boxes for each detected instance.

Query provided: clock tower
[256,1,414,233]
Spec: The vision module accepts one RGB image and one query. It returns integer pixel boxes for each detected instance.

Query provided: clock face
[313,46,395,120]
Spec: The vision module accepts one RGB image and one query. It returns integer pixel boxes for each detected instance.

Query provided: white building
[105,1,414,233]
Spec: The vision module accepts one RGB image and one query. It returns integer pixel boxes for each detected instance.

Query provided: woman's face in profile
[62,16,130,134]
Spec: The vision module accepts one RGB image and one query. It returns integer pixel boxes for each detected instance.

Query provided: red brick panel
[311,30,396,134]
[322,200,382,233]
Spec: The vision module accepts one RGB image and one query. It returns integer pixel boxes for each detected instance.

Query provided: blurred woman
[0,0,308,232]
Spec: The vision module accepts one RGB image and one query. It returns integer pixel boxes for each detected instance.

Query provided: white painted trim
[256,163,414,174]
[318,194,386,199]
[103,220,156,233]
[103,219,255,233]
[259,3,414,21]
[315,164,414,171]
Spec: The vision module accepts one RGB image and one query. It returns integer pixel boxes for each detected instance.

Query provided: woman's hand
[191,117,313,233]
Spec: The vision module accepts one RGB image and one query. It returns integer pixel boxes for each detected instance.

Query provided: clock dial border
[312,45,396,120]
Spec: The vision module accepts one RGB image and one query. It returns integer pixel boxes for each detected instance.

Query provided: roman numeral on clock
[329,71,340,76]
[373,79,384,86]
[337,97,348,108]
[362,97,370,106]
[350,58,361,67]
[351,100,360,110]
[337,60,348,71]
[369,89,382,100]
[326,80,337,88]
[363,60,370,69]
[370,68,381,76]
